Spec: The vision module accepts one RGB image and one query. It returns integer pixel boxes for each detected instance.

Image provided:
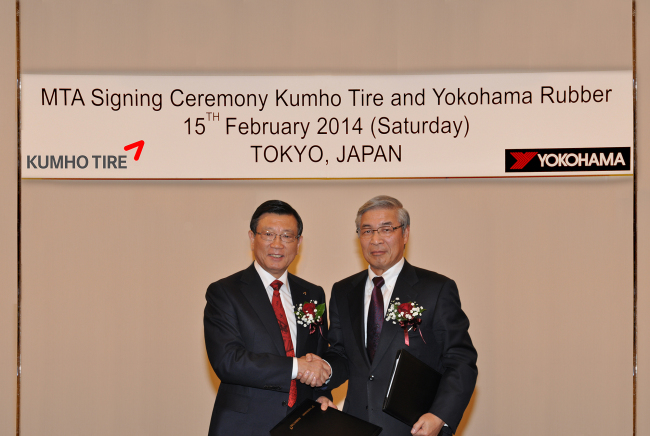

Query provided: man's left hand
[411,413,444,436]
[315,396,337,411]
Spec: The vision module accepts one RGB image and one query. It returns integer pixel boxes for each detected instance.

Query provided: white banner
[22,71,633,179]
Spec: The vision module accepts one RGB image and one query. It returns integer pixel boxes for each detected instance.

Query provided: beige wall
[0,0,17,435]
[22,0,630,73]
[1,1,646,435]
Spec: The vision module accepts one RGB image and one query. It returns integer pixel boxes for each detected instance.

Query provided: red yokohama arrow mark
[510,151,537,170]
[124,140,145,161]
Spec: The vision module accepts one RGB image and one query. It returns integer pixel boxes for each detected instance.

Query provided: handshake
[296,353,331,387]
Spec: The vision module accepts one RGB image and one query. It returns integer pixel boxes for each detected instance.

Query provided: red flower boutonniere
[385,298,426,346]
[294,300,326,335]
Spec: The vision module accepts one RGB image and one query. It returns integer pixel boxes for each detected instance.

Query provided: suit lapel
[240,264,287,356]
[371,261,420,369]
[288,274,307,357]
[348,272,371,368]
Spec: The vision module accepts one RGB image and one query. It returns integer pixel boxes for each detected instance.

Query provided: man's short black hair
[250,200,303,236]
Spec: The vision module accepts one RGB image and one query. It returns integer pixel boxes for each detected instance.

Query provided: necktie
[271,280,297,407]
[367,276,385,363]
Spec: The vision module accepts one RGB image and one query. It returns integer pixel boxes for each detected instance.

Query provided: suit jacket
[204,263,330,436]
[324,261,477,435]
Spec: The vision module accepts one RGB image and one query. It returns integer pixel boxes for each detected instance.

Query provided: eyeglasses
[256,231,299,243]
[357,225,404,240]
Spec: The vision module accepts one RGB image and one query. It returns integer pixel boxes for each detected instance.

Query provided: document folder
[270,399,382,436]
[382,349,442,427]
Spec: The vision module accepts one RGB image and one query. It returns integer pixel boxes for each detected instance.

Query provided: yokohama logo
[505,147,631,173]
[509,152,538,169]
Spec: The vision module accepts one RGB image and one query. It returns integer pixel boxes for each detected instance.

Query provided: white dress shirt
[254,261,299,378]
[363,257,405,346]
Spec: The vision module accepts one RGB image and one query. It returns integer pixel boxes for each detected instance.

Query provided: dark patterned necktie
[270,280,297,407]
[367,276,385,363]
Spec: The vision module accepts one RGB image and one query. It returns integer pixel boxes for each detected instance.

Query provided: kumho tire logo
[505,147,631,173]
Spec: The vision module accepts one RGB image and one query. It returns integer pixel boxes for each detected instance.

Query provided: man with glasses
[204,200,334,436]
[323,195,477,436]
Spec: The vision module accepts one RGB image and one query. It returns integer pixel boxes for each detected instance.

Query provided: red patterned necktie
[270,279,297,407]
[367,276,385,363]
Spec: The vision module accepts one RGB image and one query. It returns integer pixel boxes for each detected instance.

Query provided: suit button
[282,401,287,406]
[369,375,374,381]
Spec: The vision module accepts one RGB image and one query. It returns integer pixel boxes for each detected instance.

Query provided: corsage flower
[385,297,426,346]
[294,300,326,335]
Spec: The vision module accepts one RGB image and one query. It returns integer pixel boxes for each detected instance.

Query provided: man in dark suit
[204,200,334,436]
[323,195,477,436]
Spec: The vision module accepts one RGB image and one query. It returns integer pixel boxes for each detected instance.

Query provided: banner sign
[22,71,632,179]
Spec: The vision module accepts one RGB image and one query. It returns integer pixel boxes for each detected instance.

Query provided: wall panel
[635,1,649,435]
[0,0,17,435]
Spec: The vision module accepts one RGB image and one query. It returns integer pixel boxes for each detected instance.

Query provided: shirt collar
[367,257,405,284]
[254,261,290,290]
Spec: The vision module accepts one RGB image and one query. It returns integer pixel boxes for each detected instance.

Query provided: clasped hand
[296,353,331,387]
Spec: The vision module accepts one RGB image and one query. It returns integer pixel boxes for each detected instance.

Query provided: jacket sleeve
[313,286,334,401]
[429,279,478,433]
[321,287,351,390]
[203,281,293,392]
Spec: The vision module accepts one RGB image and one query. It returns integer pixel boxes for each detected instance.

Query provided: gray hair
[355,195,410,232]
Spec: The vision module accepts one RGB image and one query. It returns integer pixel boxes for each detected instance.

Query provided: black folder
[270,399,382,436]
[382,349,443,427]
